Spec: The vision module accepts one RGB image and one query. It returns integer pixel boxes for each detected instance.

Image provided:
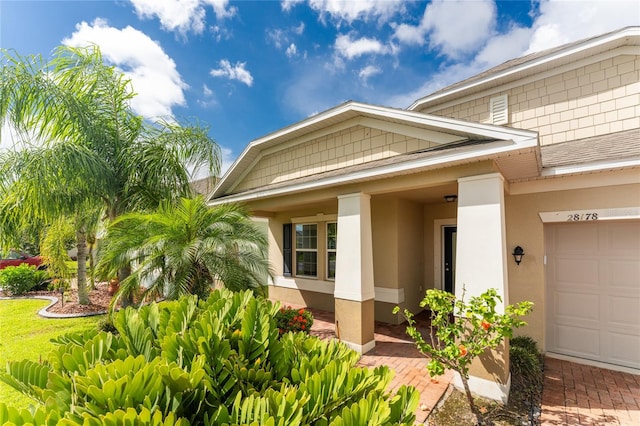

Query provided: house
[208,27,640,401]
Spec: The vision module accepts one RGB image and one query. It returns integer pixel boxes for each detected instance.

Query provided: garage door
[546,220,640,370]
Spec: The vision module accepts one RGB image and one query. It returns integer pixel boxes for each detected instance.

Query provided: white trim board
[545,352,640,376]
[539,207,640,223]
[271,276,406,304]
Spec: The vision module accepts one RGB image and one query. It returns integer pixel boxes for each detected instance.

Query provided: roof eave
[408,26,640,111]
[210,101,538,200]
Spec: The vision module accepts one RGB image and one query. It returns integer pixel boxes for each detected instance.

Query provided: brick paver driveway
[541,357,640,425]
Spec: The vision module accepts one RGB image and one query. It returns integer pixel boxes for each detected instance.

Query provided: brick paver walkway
[306,307,452,424]
[540,357,640,425]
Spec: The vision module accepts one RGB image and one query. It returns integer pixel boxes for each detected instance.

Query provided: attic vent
[490,94,509,125]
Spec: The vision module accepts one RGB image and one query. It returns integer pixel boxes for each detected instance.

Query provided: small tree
[394,288,533,425]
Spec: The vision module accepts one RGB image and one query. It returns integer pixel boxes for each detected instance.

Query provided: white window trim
[326,222,337,281]
[294,223,318,278]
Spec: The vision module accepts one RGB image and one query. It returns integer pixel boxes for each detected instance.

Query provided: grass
[0,298,103,409]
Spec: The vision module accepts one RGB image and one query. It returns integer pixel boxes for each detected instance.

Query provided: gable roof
[408,26,640,112]
[209,101,538,203]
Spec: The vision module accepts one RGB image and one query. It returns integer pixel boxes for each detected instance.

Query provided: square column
[455,173,510,402]
[334,193,375,353]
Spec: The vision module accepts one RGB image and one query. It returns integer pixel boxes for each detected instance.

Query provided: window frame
[326,222,337,281]
[294,223,318,278]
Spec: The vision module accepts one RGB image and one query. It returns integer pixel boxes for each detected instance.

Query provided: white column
[335,193,375,302]
[455,173,509,310]
[334,193,375,353]
[455,173,510,402]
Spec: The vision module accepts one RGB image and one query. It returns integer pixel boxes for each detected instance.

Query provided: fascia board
[541,158,640,177]
[408,27,640,111]
[208,138,539,206]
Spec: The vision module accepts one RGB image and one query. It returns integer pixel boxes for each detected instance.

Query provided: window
[295,224,317,277]
[327,222,337,280]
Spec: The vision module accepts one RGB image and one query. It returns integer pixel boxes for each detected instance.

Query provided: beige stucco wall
[505,180,640,351]
[421,54,639,146]
[269,285,335,312]
[235,124,445,192]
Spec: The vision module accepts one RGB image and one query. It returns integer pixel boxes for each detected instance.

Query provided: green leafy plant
[1,289,419,425]
[0,264,42,295]
[509,336,543,424]
[275,306,314,335]
[394,288,533,425]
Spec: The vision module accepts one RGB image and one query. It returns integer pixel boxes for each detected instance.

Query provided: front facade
[209,27,640,401]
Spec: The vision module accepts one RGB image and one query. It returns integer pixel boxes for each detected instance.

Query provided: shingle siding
[421,55,640,146]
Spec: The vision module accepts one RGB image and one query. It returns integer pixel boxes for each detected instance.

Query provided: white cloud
[203,84,213,97]
[422,0,496,58]
[266,28,287,49]
[281,0,304,12]
[386,0,638,109]
[62,19,187,120]
[286,43,298,58]
[308,0,406,24]
[130,0,235,35]
[197,84,217,108]
[392,22,427,46]
[474,25,532,67]
[335,34,389,59]
[358,65,381,84]
[525,0,639,53]
[293,22,305,35]
[210,59,254,86]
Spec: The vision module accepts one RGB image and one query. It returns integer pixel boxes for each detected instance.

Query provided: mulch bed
[0,282,115,315]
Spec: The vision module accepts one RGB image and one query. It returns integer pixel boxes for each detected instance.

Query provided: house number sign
[538,207,640,223]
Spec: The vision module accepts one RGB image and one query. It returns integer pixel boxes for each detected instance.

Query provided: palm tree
[98,197,271,307]
[0,46,220,304]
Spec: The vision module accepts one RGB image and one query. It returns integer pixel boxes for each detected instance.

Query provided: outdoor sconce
[444,194,458,203]
[512,246,525,266]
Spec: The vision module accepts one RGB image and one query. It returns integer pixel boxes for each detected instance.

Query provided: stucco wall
[397,198,426,314]
[420,54,639,146]
[235,124,441,192]
[505,181,640,350]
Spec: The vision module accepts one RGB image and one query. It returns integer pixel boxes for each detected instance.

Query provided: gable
[232,122,464,193]
[418,54,639,147]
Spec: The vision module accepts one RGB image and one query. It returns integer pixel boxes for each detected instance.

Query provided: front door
[444,226,457,294]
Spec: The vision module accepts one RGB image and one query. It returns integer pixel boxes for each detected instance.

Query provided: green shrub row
[0,264,50,295]
[0,288,419,425]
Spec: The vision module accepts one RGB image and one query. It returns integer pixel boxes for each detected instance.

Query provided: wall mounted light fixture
[512,246,525,266]
[444,194,458,203]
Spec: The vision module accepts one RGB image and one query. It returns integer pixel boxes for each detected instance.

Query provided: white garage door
[546,220,640,370]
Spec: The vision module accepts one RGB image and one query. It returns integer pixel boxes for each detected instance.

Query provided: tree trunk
[76,227,90,305]
[461,375,488,425]
[109,204,134,307]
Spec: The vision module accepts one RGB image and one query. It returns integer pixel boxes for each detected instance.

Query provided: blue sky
[1,0,638,173]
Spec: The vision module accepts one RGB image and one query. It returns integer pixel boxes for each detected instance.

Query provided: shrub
[509,336,544,424]
[47,278,70,293]
[275,305,314,334]
[0,289,418,425]
[395,288,533,425]
[0,264,42,295]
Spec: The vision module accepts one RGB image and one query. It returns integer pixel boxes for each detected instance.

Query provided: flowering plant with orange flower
[275,305,314,335]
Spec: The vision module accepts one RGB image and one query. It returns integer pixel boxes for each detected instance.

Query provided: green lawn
[0,298,103,409]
